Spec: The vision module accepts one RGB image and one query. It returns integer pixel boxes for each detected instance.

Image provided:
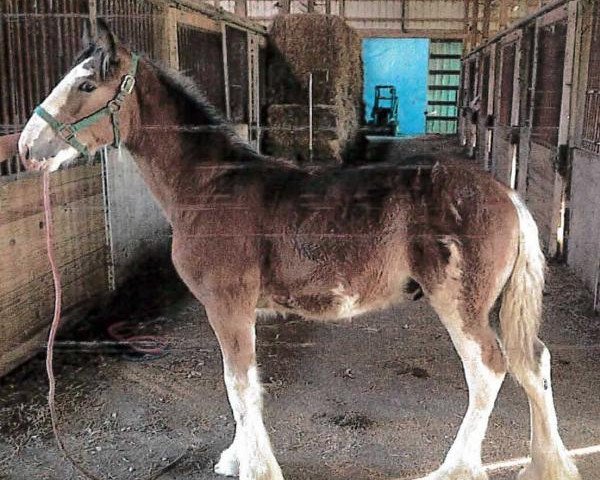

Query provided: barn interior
[1,1,600,479]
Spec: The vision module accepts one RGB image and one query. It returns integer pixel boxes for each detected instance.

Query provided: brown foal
[19,21,580,480]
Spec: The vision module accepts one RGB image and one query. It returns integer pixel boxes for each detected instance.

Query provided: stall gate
[461,0,600,302]
[0,0,266,376]
[461,0,574,256]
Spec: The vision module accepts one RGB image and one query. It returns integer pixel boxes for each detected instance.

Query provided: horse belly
[260,269,414,321]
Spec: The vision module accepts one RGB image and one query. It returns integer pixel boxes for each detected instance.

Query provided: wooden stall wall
[476,47,494,169]
[99,0,171,288]
[0,0,103,376]
[463,1,576,257]
[0,0,266,375]
[491,35,519,187]
[0,166,108,376]
[568,0,600,304]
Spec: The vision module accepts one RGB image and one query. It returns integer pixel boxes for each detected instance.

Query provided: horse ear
[94,18,118,58]
[81,18,119,77]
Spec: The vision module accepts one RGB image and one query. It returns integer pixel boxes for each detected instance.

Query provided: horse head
[19,19,139,171]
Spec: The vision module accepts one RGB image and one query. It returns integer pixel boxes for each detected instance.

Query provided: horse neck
[123,62,245,222]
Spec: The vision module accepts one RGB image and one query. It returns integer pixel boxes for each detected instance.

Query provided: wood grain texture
[0,165,109,376]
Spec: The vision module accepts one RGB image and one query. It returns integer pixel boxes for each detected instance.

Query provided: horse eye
[79,81,96,93]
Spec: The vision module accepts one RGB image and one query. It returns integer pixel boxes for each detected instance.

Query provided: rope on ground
[42,170,188,480]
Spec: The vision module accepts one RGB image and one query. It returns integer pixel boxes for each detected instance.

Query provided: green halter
[35,53,140,159]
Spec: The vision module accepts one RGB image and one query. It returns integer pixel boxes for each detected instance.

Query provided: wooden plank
[0,253,107,346]
[0,133,19,162]
[0,226,106,294]
[0,163,108,377]
[0,298,103,378]
[234,0,247,17]
[0,170,102,226]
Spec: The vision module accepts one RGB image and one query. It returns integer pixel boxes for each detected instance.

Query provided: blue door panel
[363,38,430,136]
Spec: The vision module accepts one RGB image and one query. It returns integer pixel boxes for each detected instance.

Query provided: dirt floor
[1,137,600,480]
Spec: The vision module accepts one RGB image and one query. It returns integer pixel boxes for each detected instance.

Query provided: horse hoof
[214,447,239,477]
[420,465,488,480]
[238,462,285,480]
[517,460,581,480]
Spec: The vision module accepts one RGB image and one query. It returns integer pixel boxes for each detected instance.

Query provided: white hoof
[239,458,284,480]
[420,464,488,480]
[214,446,239,477]
[517,458,581,480]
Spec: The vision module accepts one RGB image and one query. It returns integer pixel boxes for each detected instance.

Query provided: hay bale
[264,104,340,163]
[265,14,364,164]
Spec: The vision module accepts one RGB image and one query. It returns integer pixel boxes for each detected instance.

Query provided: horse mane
[151,58,306,171]
[75,44,300,171]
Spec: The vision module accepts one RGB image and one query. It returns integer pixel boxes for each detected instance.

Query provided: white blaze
[19,58,94,171]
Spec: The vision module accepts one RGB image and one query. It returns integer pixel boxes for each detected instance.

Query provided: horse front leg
[206,302,284,480]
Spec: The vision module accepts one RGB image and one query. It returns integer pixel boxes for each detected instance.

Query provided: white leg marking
[216,324,283,480]
[219,365,284,480]
[422,336,504,480]
[513,346,580,480]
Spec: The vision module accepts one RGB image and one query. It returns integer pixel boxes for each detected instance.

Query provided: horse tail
[499,191,545,373]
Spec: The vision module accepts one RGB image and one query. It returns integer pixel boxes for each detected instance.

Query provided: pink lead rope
[43,170,103,480]
[42,171,186,480]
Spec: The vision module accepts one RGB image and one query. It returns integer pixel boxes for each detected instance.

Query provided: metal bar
[234,0,247,17]
[359,29,467,39]
[426,115,458,120]
[466,0,569,58]
[308,72,313,161]
[428,85,461,91]
[5,0,18,132]
[430,53,463,59]
[429,69,462,75]
[172,0,267,34]
[333,16,467,22]
[89,0,97,37]
[0,9,10,134]
[222,22,231,120]
[400,0,405,33]
[428,100,459,105]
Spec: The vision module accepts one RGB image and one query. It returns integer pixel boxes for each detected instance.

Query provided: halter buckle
[107,100,121,113]
[57,124,76,141]
[121,74,136,94]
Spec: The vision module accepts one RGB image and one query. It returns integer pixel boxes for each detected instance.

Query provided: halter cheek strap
[34,52,140,159]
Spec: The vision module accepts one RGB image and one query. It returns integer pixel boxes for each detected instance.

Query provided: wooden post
[234,0,247,17]
[471,0,480,47]
[482,0,491,40]
[325,0,331,14]
[339,0,346,18]
[307,0,315,12]
[167,8,179,70]
[552,0,579,257]
[88,0,97,37]
[222,23,231,120]
[499,0,510,29]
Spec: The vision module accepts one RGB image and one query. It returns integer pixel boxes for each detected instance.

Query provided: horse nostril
[19,144,30,162]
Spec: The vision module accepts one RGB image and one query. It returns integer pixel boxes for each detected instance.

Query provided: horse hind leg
[509,339,580,480]
[422,298,506,480]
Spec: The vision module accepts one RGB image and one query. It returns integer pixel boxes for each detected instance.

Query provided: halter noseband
[34,52,140,159]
